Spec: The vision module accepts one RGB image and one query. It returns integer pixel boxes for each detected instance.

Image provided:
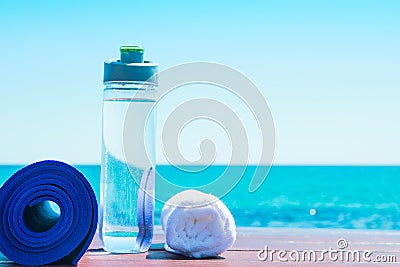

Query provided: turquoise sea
[1,165,399,230]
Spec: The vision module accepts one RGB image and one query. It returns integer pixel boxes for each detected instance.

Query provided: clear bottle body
[100,81,156,253]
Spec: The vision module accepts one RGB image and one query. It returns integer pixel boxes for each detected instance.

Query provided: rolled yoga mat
[0,160,98,265]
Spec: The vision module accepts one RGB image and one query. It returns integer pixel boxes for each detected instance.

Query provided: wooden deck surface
[1,227,400,266]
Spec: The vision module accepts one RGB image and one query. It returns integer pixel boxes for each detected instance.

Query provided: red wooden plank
[1,227,399,266]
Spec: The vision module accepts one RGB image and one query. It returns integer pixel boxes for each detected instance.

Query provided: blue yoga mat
[0,160,98,265]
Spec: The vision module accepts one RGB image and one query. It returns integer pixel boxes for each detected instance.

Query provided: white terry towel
[161,189,236,258]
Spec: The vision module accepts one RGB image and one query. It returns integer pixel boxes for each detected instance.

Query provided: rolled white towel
[161,189,236,258]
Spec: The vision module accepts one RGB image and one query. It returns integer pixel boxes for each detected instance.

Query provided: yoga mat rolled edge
[0,160,98,265]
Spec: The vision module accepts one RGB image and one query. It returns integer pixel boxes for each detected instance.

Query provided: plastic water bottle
[100,46,158,253]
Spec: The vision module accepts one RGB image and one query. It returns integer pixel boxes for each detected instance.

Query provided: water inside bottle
[100,98,155,253]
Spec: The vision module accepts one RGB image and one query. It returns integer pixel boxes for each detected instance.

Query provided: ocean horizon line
[1,163,399,167]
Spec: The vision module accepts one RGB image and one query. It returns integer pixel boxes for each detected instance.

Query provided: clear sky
[0,0,399,165]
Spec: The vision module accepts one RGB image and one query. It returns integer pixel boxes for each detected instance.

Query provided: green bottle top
[120,46,145,63]
[103,45,158,83]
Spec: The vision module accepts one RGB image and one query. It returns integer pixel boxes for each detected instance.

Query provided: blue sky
[0,0,399,165]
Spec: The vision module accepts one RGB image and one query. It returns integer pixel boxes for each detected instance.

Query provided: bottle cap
[103,45,158,84]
